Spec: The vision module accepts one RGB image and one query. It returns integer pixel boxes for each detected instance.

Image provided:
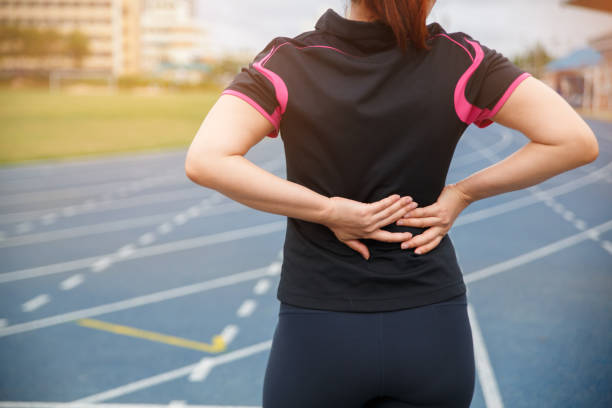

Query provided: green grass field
[0,87,222,165]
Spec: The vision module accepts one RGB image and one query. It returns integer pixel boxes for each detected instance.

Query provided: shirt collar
[314,8,396,42]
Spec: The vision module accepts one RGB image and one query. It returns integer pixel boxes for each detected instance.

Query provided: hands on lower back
[396,184,473,255]
[324,194,418,260]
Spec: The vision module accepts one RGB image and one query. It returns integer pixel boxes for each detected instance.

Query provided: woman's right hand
[323,194,418,260]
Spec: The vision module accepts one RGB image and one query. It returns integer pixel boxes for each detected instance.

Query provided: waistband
[280,292,467,315]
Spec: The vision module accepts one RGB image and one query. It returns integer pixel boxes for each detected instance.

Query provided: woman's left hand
[396,184,472,255]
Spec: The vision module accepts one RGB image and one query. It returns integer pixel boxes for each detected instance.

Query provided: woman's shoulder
[427,23,487,61]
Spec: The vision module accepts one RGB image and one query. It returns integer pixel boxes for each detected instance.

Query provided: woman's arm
[397,76,599,254]
[185,94,416,260]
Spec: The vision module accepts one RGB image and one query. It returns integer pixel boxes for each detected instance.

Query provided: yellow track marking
[76,318,226,353]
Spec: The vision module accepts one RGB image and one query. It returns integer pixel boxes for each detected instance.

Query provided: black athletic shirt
[222,8,531,312]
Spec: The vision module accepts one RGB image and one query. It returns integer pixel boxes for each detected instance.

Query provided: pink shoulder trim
[221,89,280,138]
[450,37,531,128]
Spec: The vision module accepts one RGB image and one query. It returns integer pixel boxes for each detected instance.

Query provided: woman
[185,1,599,406]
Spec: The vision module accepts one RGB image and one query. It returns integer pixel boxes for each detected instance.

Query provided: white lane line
[551,202,564,213]
[453,130,513,167]
[253,279,271,295]
[59,274,84,291]
[186,206,201,218]
[236,299,257,318]
[464,219,612,284]
[15,222,32,234]
[0,159,285,224]
[587,229,600,241]
[157,223,173,235]
[467,303,505,408]
[562,210,575,222]
[0,187,205,225]
[0,319,7,328]
[0,173,180,205]
[168,401,186,408]
[41,213,58,225]
[219,324,239,345]
[267,261,282,275]
[61,206,77,217]
[574,219,587,230]
[138,232,156,246]
[0,402,261,408]
[0,221,286,284]
[173,213,188,226]
[91,257,113,273]
[22,294,50,312]
[117,244,136,259]
[73,339,272,402]
[0,202,247,248]
[189,358,215,382]
[601,240,612,255]
[0,266,273,337]
[455,160,612,226]
[6,220,608,338]
[466,133,612,260]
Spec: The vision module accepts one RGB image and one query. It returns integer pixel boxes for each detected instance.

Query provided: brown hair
[351,0,432,52]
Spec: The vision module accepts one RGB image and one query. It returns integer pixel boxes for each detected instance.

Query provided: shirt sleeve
[221,38,282,138]
[463,36,532,128]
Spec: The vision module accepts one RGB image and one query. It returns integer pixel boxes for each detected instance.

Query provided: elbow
[185,153,215,187]
[184,159,199,184]
[577,128,599,165]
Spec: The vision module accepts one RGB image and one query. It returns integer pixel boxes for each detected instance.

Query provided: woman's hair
[351,0,432,52]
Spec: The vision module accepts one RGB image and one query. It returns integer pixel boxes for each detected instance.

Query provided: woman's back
[221,8,531,312]
[185,3,598,406]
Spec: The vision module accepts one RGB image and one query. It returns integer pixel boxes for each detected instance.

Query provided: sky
[196,0,612,60]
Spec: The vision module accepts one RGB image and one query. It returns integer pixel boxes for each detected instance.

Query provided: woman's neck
[346,2,377,22]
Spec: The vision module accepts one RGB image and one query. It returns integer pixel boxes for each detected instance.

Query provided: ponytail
[353,0,432,52]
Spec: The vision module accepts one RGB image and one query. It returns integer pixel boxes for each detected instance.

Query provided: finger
[372,196,416,224]
[368,229,413,243]
[401,227,444,249]
[373,200,419,230]
[370,195,411,221]
[396,216,441,228]
[344,239,370,260]
[401,204,439,219]
[368,194,402,213]
[413,235,443,255]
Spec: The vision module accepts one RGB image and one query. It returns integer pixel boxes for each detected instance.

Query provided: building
[140,0,207,82]
[555,0,612,113]
[0,0,141,76]
[543,47,602,108]
[586,31,612,111]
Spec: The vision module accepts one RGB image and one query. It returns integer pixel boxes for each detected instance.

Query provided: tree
[511,41,553,79]
[65,29,90,69]
[0,25,89,71]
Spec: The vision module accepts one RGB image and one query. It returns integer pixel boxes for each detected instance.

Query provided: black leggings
[263,292,475,408]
